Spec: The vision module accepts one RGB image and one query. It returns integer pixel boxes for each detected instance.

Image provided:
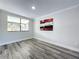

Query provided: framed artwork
[40,18,53,31]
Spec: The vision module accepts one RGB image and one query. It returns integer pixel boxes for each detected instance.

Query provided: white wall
[0,10,33,46]
[34,5,79,52]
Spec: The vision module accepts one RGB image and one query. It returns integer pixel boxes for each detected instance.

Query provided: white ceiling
[0,0,79,18]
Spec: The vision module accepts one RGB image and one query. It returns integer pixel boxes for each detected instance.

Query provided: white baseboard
[1,35,79,53]
[34,36,79,52]
[0,37,32,46]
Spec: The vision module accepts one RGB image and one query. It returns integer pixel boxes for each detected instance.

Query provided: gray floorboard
[0,39,79,59]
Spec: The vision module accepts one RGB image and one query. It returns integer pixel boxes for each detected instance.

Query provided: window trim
[7,16,29,32]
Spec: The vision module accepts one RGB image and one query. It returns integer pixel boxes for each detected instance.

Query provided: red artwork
[40,18,53,31]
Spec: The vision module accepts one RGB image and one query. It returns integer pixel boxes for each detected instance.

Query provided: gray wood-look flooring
[0,39,79,59]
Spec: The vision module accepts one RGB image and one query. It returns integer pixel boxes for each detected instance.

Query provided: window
[7,16,20,31]
[7,16,29,32]
[21,19,29,31]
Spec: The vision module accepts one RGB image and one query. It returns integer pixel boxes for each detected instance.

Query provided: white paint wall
[0,10,33,46]
[34,5,79,52]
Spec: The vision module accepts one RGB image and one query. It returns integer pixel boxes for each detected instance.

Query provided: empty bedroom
[0,0,79,59]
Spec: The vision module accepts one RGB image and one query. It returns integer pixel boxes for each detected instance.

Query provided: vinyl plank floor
[0,39,79,59]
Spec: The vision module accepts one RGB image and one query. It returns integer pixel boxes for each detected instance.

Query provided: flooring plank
[0,39,79,59]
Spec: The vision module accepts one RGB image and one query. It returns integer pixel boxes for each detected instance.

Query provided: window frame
[7,16,29,32]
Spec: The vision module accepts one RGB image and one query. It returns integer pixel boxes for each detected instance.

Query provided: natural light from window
[7,16,29,32]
